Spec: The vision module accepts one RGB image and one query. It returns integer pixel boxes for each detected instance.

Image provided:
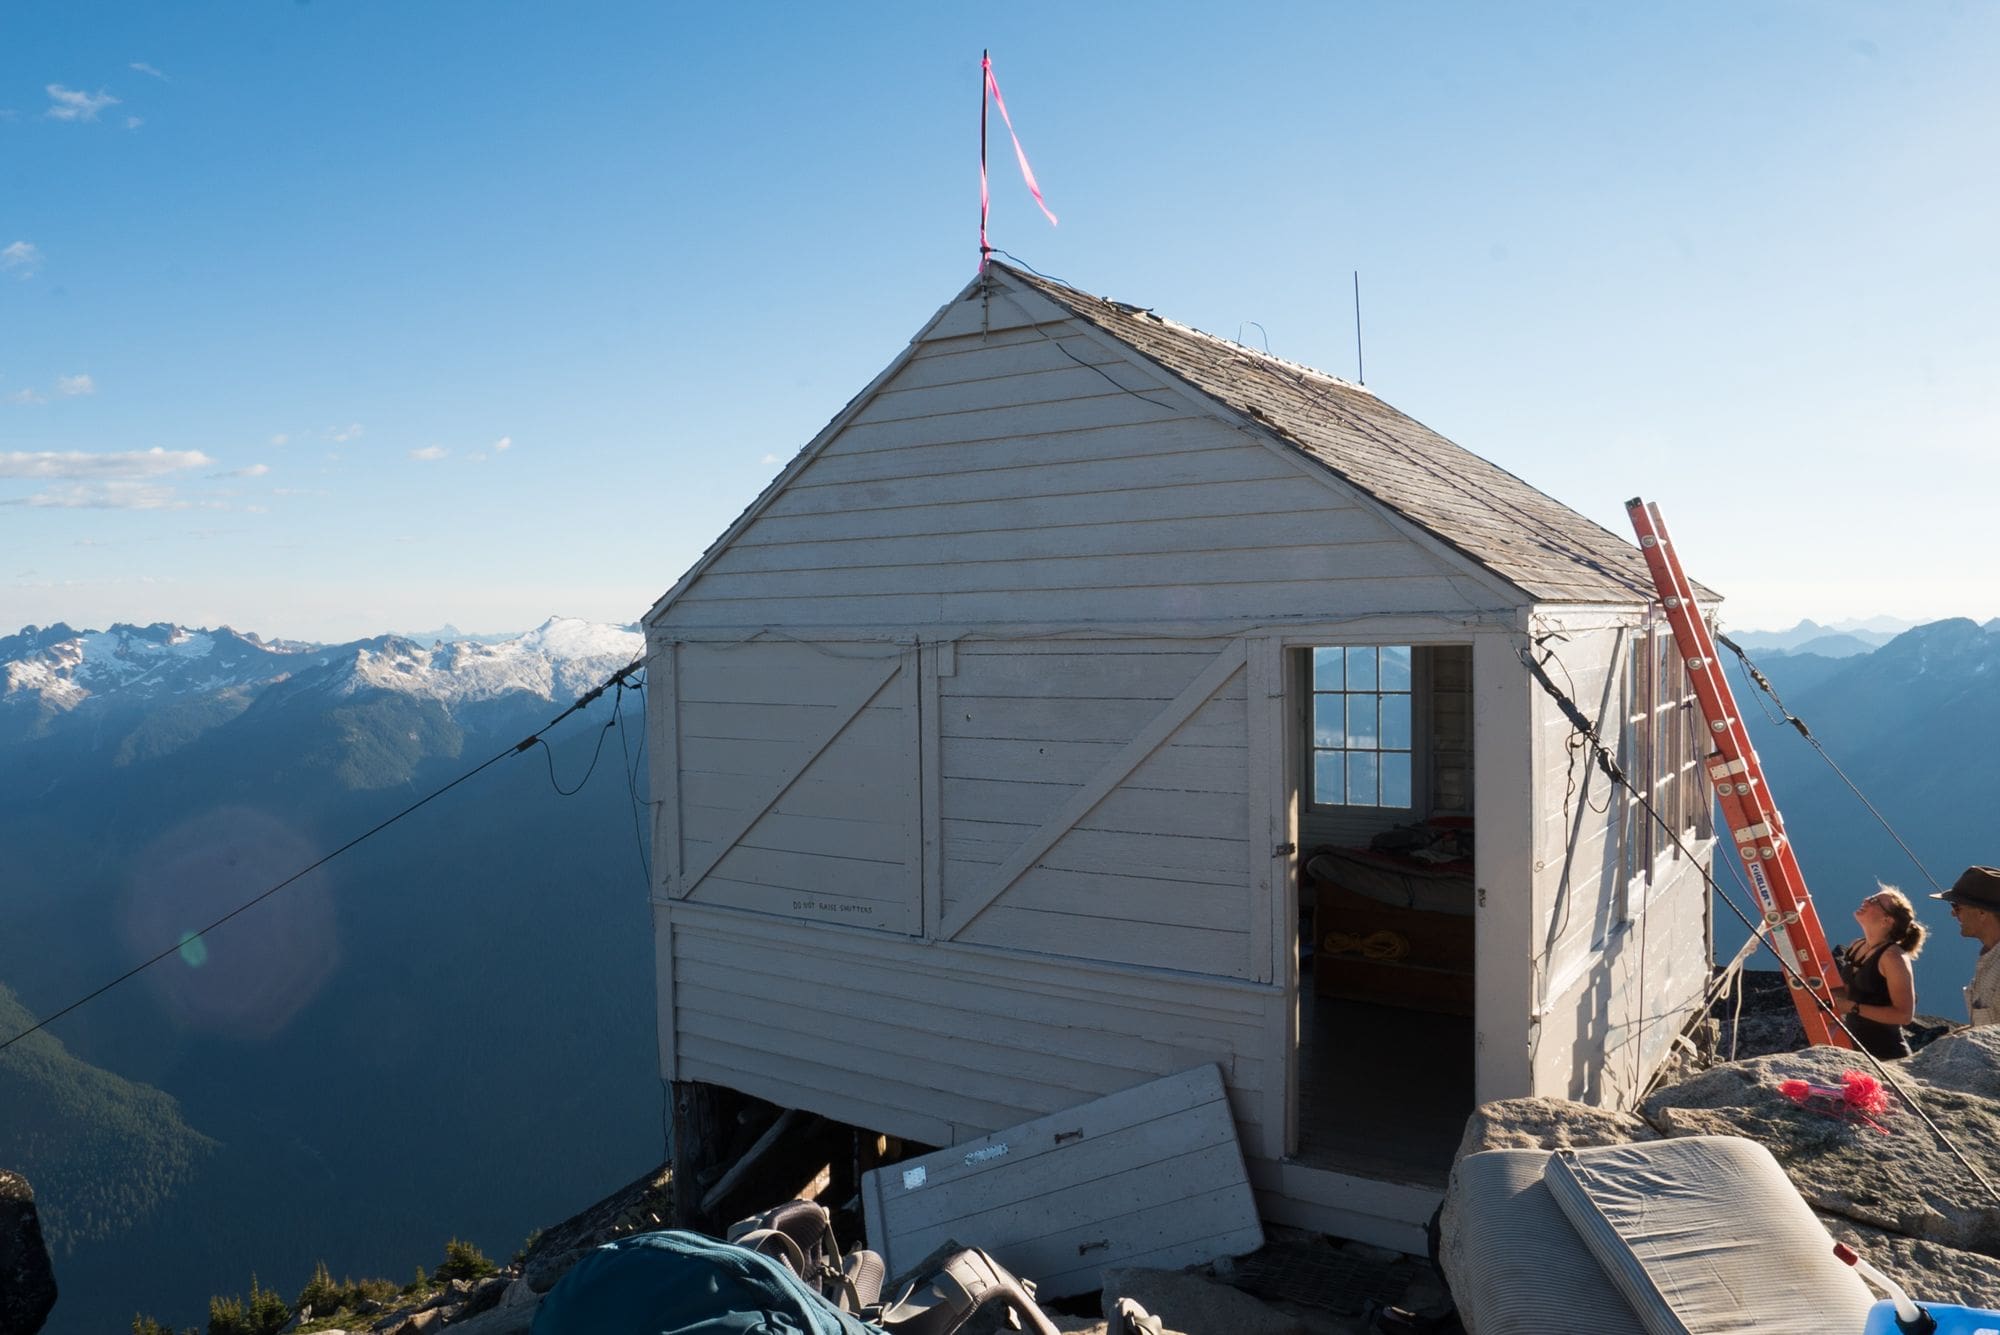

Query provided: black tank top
[1838,941,1910,1059]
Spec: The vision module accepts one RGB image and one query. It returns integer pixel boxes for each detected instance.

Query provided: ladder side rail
[1627,500,1849,1047]
[1639,503,1840,975]
[1629,505,1795,890]
[1637,502,1845,1027]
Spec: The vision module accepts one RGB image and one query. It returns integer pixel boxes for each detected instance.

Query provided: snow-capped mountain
[0,622,304,714]
[1,617,641,724]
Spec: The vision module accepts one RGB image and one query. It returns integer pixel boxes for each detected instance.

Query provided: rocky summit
[1459,1025,2000,1310]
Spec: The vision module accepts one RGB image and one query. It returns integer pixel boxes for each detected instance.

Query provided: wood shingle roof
[993,263,1669,606]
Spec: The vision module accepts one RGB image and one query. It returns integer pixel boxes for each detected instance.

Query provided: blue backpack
[532,1229,887,1335]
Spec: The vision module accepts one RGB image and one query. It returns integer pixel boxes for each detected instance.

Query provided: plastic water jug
[1864,1297,2000,1335]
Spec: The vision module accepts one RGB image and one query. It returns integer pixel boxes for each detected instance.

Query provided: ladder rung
[1627,498,1851,1050]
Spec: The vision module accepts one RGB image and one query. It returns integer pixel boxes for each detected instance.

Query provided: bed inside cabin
[1290,644,1477,1186]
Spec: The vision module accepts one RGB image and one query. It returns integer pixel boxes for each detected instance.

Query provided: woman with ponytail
[1831,885,1924,1059]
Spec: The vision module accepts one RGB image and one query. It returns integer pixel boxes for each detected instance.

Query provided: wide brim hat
[1932,866,2000,910]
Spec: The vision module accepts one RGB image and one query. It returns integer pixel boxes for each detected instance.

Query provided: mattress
[1439,1148,1648,1335]
[1541,1136,1875,1334]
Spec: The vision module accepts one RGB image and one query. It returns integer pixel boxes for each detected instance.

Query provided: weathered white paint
[656,296,1510,635]
[860,1065,1263,1301]
[939,639,1248,949]
[658,904,1275,1148]
[1472,626,1537,1101]
[641,268,1709,1253]
[1512,612,1712,1108]
[669,640,921,935]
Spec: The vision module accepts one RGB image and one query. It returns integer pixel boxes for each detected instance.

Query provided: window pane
[1347,752,1378,805]
[1380,694,1411,750]
[1346,696,1378,748]
[1379,645,1412,692]
[1313,696,1344,748]
[1314,751,1344,804]
[1345,646,1377,691]
[1312,647,1343,691]
[1381,752,1412,807]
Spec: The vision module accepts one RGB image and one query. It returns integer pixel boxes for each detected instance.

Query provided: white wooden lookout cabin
[644,262,1716,1250]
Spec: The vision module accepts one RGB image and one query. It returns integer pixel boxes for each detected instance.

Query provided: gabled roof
[992,262,1672,606]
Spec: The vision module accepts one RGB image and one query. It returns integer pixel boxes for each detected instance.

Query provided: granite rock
[1642,1044,2000,1255]
[1453,1096,1657,1164]
[1819,1211,2000,1311]
[0,1171,57,1335]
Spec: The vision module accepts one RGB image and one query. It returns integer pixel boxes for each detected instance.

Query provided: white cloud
[125,116,143,131]
[45,85,120,122]
[761,453,781,465]
[6,388,45,406]
[493,435,512,452]
[209,463,269,479]
[409,445,447,462]
[55,373,94,397]
[328,423,364,442]
[3,482,189,510]
[1,241,42,277]
[270,433,289,446]
[130,62,167,81]
[0,447,214,480]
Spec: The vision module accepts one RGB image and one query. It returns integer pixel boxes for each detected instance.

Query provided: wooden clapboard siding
[671,641,920,934]
[663,579,1489,630]
[656,305,1496,633]
[734,477,1327,546]
[663,906,1279,1157]
[934,638,1255,977]
[861,1066,1262,1301]
[1511,616,1713,1108]
[1528,623,1630,986]
[636,262,1719,1266]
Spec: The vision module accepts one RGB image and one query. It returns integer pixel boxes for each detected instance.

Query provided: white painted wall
[641,273,1708,1251]
[1517,610,1714,1107]
[654,300,1509,637]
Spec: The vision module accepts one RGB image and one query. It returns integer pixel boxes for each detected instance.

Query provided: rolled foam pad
[1542,1135,1874,1334]
[1439,1148,1648,1335]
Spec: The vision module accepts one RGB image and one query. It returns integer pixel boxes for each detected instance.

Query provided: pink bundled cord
[1778,1070,1894,1134]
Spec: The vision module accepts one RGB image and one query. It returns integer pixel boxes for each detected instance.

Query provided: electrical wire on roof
[984,285,1185,414]
[1718,631,1941,893]
[0,657,646,1058]
[987,260,1652,602]
[1522,649,2000,1210]
[984,250,1074,289]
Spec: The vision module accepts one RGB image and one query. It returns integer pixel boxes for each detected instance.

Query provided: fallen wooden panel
[861,1064,1264,1299]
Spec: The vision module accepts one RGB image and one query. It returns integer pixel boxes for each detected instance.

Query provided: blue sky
[4,3,1996,641]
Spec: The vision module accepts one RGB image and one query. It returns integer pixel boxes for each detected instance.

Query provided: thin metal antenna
[1353,271,1365,385]
[978,49,990,270]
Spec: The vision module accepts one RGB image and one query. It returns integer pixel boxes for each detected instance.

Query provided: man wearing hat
[1935,867,2000,1026]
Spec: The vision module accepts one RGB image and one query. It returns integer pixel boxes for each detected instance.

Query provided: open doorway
[1288,643,1477,1187]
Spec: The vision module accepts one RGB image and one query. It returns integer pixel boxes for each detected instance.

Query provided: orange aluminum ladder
[1626,498,1852,1048]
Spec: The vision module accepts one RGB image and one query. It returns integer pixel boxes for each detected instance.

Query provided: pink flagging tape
[984,58,1058,227]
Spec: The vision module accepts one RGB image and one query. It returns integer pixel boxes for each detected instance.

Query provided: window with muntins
[1310,645,1413,808]
[1618,622,1714,915]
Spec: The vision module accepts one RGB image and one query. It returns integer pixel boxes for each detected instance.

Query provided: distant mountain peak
[0,619,643,729]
